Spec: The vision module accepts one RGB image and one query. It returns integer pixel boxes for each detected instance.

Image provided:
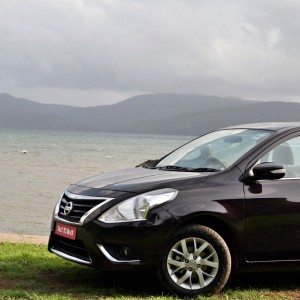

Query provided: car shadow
[227,270,300,291]
[46,266,300,297]
[6,250,299,299]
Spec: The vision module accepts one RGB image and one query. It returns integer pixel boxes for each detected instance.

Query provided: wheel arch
[174,214,240,271]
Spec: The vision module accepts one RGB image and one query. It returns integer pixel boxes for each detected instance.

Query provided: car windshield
[155,129,273,172]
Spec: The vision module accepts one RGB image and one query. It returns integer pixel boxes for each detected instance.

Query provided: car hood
[75,167,209,193]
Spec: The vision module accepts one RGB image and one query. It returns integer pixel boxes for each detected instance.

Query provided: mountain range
[0,93,299,136]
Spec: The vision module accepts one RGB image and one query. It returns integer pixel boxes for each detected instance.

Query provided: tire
[158,225,231,298]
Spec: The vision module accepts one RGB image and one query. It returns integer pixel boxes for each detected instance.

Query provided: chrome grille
[58,193,106,223]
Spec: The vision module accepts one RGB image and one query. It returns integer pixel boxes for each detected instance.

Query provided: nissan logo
[63,201,73,216]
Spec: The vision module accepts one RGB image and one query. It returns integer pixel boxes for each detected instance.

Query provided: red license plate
[55,223,77,240]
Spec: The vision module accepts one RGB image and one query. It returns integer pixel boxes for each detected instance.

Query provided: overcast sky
[1,0,300,106]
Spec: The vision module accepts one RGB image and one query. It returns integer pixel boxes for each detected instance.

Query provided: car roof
[223,122,300,132]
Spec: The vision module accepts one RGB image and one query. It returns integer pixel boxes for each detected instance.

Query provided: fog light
[103,244,138,261]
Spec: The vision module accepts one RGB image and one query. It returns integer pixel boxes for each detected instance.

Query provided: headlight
[98,188,178,223]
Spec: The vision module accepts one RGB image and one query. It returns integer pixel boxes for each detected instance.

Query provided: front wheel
[158,225,232,298]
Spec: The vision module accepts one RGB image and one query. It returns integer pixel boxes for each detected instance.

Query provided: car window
[156,129,273,171]
[260,136,300,178]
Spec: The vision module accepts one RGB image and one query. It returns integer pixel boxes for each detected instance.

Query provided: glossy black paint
[76,167,208,193]
[251,162,285,180]
[49,122,300,273]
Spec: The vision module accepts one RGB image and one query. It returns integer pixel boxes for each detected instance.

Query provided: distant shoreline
[0,233,48,245]
[0,127,194,139]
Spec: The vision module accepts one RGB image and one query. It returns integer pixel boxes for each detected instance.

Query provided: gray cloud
[1,0,300,106]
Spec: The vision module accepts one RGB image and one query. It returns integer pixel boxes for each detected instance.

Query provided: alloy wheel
[166,237,219,290]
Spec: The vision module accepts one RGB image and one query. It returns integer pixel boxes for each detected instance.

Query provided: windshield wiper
[188,167,221,172]
[158,165,191,172]
[158,165,222,172]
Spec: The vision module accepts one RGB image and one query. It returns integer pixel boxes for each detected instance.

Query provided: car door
[245,134,300,261]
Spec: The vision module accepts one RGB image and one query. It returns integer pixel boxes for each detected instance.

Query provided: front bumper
[48,205,178,271]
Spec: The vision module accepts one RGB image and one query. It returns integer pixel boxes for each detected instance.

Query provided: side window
[261,136,300,178]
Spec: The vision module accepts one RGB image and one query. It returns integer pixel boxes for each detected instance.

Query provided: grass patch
[0,242,299,299]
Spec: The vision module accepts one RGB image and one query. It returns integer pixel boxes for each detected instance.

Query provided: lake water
[0,129,191,235]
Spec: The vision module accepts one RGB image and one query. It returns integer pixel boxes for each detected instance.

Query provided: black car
[48,122,300,297]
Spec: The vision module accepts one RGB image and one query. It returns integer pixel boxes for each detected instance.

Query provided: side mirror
[251,162,286,181]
